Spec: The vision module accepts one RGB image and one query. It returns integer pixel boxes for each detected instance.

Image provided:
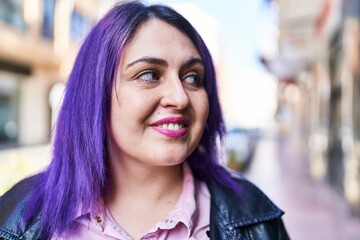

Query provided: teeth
[158,123,184,130]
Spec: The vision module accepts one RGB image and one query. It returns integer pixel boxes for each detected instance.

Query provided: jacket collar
[207,174,284,234]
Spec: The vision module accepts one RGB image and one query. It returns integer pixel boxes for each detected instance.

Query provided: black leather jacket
[0,175,289,239]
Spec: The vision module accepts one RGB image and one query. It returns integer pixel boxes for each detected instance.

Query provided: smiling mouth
[150,117,190,138]
[157,123,185,130]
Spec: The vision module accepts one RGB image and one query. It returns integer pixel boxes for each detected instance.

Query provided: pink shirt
[55,163,210,239]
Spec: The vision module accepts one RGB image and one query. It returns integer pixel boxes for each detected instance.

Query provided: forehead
[120,19,200,64]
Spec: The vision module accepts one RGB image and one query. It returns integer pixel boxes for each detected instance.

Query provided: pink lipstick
[149,117,190,138]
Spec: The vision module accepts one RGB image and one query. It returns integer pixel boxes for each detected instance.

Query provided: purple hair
[25,1,239,238]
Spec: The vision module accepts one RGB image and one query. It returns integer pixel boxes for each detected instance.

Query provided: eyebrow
[125,57,204,70]
[181,57,204,70]
[125,57,167,69]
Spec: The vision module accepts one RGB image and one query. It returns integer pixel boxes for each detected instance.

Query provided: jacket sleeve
[0,176,41,240]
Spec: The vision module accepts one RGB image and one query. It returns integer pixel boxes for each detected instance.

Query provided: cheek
[195,93,210,123]
[203,99,210,121]
[109,98,124,145]
[111,89,160,129]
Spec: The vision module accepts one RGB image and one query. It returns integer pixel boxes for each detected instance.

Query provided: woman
[0,1,289,239]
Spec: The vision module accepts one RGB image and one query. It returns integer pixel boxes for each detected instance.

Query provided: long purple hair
[25,1,239,238]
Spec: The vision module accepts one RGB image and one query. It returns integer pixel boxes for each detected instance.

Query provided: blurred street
[245,129,360,240]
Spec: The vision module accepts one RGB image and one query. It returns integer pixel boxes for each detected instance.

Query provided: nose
[160,76,190,110]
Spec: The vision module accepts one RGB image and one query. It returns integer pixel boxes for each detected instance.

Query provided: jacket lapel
[207,174,284,239]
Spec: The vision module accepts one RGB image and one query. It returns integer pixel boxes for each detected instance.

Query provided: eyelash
[183,73,204,87]
[136,70,159,82]
[135,70,204,88]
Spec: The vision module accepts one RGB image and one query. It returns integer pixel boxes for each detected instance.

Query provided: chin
[149,152,187,166]
[160,157,186,166]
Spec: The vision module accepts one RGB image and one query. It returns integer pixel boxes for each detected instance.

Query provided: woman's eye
[137,70,159,82]
[183,73,203,87]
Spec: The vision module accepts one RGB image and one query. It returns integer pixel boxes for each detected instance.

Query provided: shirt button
[95,216,102,223]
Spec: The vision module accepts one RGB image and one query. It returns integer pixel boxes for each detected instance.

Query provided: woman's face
[109,19,209,167]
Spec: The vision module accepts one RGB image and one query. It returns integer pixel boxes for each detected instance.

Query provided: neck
[105,154,184,208]
[104,153,185,239]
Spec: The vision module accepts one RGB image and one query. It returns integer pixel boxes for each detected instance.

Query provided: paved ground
[244,131,360,240]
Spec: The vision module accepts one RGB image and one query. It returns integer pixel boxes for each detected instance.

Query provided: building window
[0,72,19,148]
[42,0,56,39]
[355,74,360,140]
[0,0,26,30]
[70,8,92,43]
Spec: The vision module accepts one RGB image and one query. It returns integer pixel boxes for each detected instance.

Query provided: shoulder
[207,172,289,239]
[208,172,284,221]
[0,175,41,239]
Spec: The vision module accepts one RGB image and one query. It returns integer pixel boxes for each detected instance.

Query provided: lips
[149,117,190,138]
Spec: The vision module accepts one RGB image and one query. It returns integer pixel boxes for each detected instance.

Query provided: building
[0,0,102,149]
[0,0,108,194]
[265,0,360,212]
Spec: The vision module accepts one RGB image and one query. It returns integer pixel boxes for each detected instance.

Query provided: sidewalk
[244,131,360,240]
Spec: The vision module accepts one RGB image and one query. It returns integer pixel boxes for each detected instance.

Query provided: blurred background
[0,0,360,239]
